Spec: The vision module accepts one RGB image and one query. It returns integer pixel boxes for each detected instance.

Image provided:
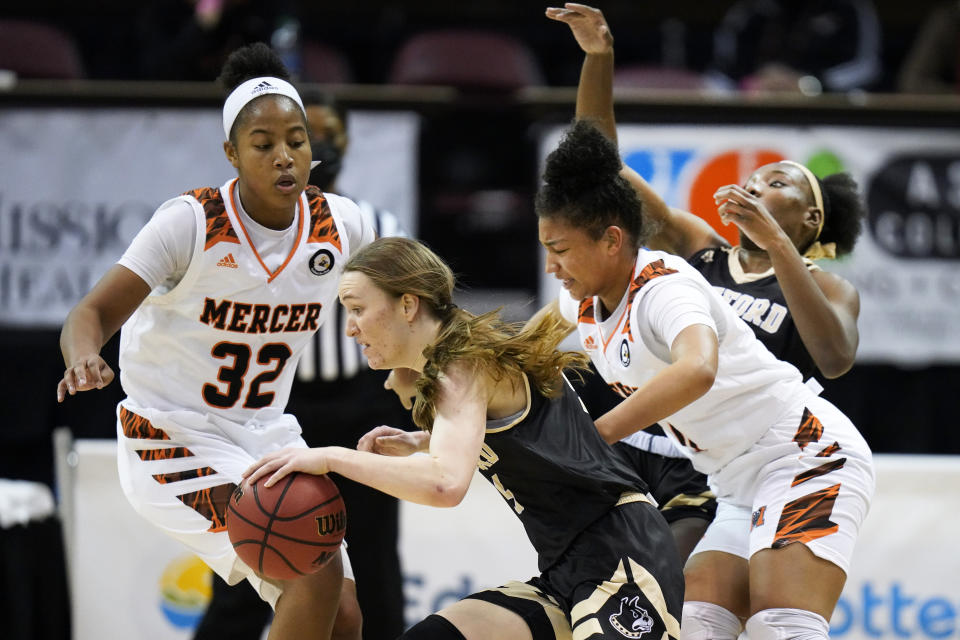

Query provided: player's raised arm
[548,3,725,259]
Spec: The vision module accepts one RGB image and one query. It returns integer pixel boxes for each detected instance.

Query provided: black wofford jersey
[689,246,817,379]
[478,375,649,571]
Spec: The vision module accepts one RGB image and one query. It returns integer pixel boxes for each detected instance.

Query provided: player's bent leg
[749,543,846,621]
[269,551,344,640]
[668,517,710,566]
[683,551,749,619]
[745,608,830,640]
[331,578,362,640]
[424,598,535,640]
[679,601,742,640]
[401,614,468,640]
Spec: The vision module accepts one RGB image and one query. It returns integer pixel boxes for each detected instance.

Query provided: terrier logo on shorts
[309,249,335,276]
[620,339,631,367]
[609,595,654,639]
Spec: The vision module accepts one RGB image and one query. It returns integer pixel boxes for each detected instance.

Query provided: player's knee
[744,608,829,640]
[399,614,467,639]
[680,601,742,640]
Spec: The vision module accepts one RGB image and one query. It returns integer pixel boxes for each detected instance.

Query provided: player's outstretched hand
[57,354,114,402]
[545,3,613,55]
[244,447,331,488]
[358,425,429,456]
[385,367,419,409]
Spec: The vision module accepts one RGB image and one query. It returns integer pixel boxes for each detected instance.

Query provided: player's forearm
[594,360,714,443]
[576,52,617,142]
[60,306,108,366]
[326,447,469,508]
[766,238,858,376]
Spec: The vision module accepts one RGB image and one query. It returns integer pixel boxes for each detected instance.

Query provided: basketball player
[56,43,372,640]
[534,117,874,640]
[193,89,411,640]
[542,3,719,567]
[548,2,866,384]
[245,237,685,640]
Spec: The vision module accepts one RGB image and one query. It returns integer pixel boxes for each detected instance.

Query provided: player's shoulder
[152,193,203,225]
[634,248,694,283]
[320,190,362,218]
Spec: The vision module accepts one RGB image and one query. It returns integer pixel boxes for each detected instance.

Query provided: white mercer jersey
[559,248,805,475]
[119,178,370,426]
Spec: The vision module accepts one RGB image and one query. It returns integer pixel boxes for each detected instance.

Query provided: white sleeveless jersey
[559,248,805,474]
[120,178,367,426]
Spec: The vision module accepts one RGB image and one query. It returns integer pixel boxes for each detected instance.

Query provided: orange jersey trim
[226,179,305,284]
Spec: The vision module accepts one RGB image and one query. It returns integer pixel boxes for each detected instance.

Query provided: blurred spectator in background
[136,0,288,80]
[707,0,882,94]
[897,1,960,94]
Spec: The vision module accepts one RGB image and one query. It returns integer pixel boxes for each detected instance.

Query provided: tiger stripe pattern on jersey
[578,298,596,325]
[186,187,242,252]
[816,441,842,457]
[772,483,840,547]
[790,458,847,487]
[306,186,342,251]
[119,406,170,441]
[176,483,237,533]
[136,447,195,461]
[623,259,679,339]
[793,408,825,450]
[667,423,703,452]
[152,467,218,485]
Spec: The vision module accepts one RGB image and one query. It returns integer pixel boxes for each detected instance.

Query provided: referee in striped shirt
[194,91,414,640]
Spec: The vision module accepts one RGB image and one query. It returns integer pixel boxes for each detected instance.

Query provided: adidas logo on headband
[222,76,305,139]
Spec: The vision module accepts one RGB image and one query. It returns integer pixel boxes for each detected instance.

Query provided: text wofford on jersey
[199,297,323,334]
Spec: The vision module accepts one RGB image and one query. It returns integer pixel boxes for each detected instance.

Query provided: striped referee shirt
[296,199,406,383]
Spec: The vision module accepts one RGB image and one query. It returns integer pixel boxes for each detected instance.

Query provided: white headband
[222,76,306,140]
[781,160,826,239]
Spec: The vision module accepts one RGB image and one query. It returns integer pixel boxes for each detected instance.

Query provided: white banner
[64,442,960,639]
[0,108,418,327]
[539,125,960,365]
[64,439,536,640]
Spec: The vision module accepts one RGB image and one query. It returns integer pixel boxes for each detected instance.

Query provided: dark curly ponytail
[535,120,649,247]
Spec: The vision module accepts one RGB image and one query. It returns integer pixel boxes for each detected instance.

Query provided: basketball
[226,472,347,581]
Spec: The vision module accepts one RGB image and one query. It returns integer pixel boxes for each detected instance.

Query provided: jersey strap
[183,187,241,252]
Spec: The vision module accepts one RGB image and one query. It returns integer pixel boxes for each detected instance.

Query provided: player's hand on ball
[358,425,429,456]
[385,367,419,409]
[57,354,115,402]
[244,447,331,488]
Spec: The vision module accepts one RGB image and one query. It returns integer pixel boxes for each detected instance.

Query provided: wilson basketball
[226,472,347,580]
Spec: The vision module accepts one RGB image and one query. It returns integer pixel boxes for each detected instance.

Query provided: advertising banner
[66,441,958,639]
[538,125,960,365]
[0,108,418,328]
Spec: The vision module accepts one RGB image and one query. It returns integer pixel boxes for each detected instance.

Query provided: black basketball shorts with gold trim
[466,497,684,640]
[613,442,717,525]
